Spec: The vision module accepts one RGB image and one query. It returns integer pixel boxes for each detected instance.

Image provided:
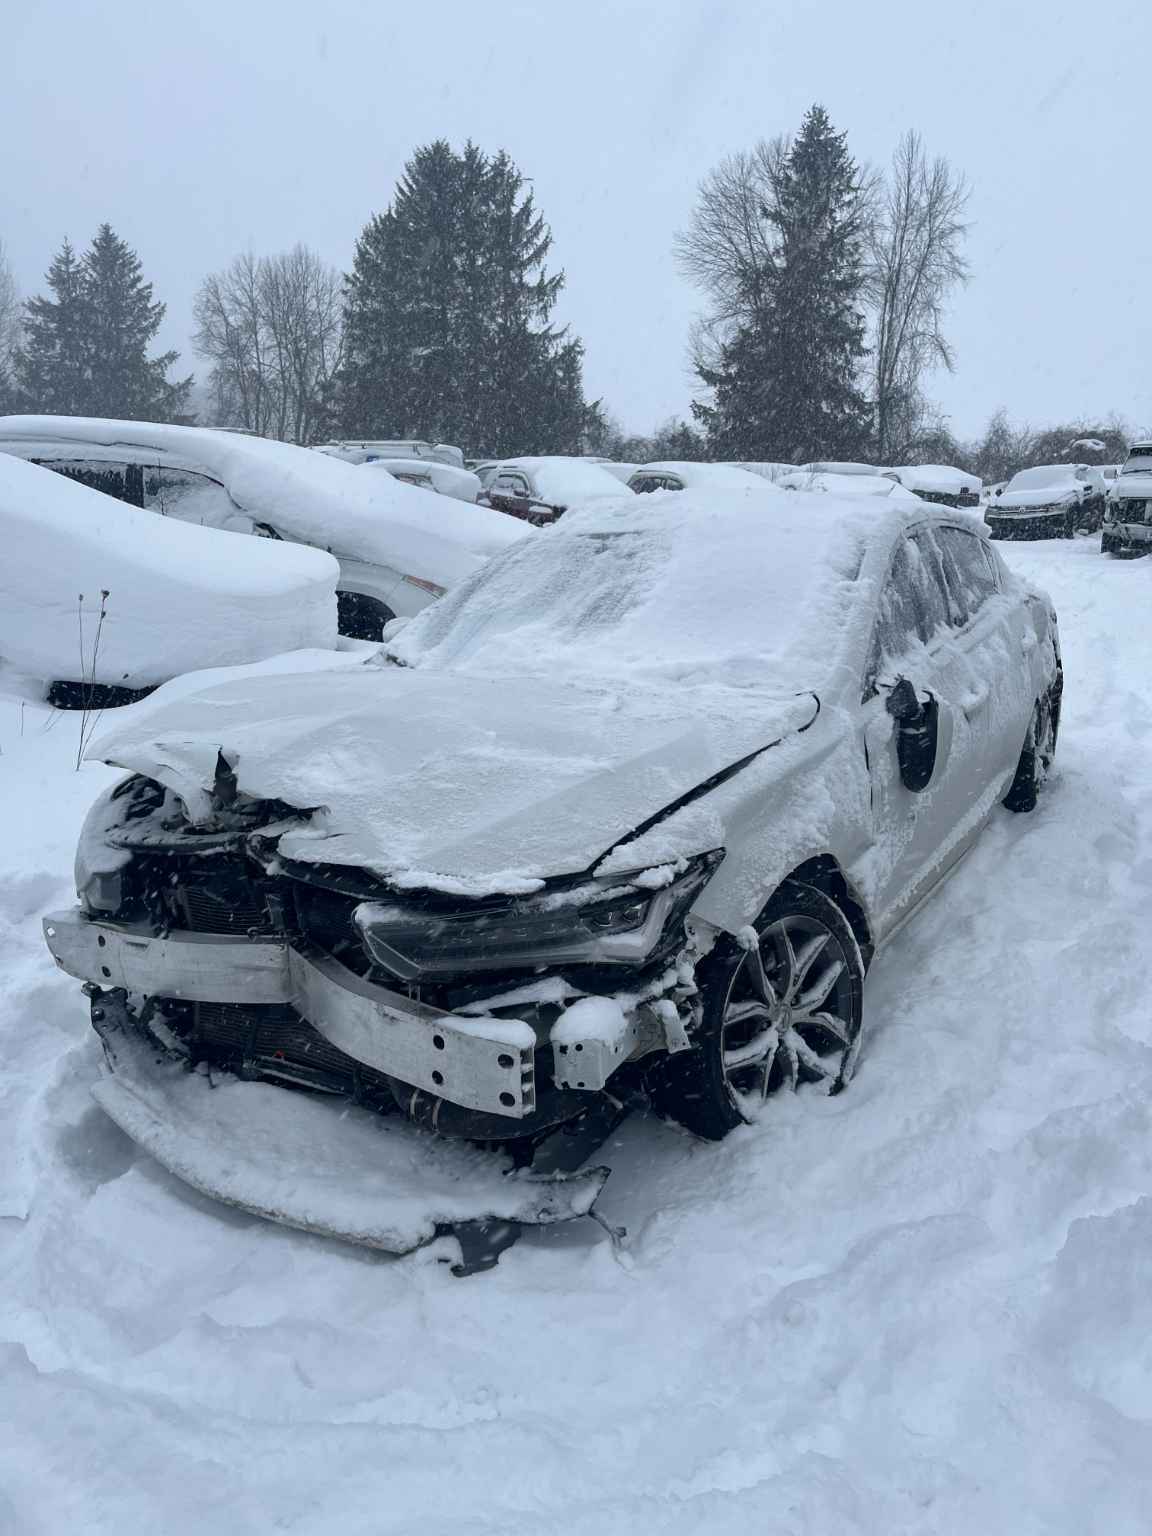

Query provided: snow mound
[0,453,338,687]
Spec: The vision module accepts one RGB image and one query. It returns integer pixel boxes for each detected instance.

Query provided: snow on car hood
[0,415,530,585]
[90,653,817,891]
[991,486,1078,511]
[1111,472,1152,500]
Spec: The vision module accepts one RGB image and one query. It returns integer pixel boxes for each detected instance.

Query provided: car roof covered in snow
[491,456,631,504]
[780,468,924,502]
[389,486,941,692]
[0,450,338,687]
[0,416,529,582]
[886,463,982,494]
[631,461,767,490]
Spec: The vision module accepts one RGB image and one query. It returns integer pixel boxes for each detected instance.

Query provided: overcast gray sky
[5,0,1150,441]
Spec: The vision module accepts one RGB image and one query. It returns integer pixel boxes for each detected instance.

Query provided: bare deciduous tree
[0,237,21,375]
[674,137,789,334]
[866,132,970,463]
[193,245,343,443]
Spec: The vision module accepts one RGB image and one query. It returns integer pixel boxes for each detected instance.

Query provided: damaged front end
[46,769,720,1264]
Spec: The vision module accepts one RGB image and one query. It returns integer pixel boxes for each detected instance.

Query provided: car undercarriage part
[46,679,157,711]
[85,987,614,1275]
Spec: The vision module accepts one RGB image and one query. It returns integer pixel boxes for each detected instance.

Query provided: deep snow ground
[4,539,1152,1533]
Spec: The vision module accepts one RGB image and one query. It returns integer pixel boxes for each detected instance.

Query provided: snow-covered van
[1102,441,1152,558]
[0,417,528,640]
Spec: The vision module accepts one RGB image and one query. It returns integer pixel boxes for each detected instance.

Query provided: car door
[488,471,535,520]
[860,526,1000,934]
[934,523,1036,792]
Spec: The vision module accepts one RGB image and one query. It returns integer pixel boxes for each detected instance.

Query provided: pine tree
[332,142,591,455]
[696,106,872,462]
[12,239,91,414]
[13,227,191,421]
[82,224,191,420]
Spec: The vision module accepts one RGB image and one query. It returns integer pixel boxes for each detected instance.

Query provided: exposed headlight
[353,852,723,981]
[74,776,143,913]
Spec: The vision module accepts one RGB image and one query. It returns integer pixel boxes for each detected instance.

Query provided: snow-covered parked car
[44,488,1061,1253]
[360,459,483,503]
[628,461,768,494]
[0,451,338,705]
[314,439,465,467]
[883,464,982,508]
[482,457,627,524]
[780,467,923,502]
[1101,441,1152,558]
[0,416,529,640]
[985,464,1106,540]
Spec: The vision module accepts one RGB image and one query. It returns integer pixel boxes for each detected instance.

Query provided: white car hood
[92,661,817,892]
[992,486,1078,511]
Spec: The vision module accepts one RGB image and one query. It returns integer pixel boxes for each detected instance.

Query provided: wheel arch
[776,855,874,970]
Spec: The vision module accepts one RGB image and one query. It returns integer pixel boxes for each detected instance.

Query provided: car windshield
[389,495,864,688]
[1006,466,1075,491]
[1121,449,1152,475]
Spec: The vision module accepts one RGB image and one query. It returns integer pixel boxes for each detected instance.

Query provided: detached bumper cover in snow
[83,989,608,1265]
[43,908,536,1118]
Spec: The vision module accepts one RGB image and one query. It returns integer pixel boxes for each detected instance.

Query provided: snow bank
[0,453,338,687]
[0,416,530,587]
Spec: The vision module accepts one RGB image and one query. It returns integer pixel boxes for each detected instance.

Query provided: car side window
[864,532,959,693]
[934,526,1000,626]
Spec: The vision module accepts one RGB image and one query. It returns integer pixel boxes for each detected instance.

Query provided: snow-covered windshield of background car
[389,490,869,686]
[1120,448,1152,475]
[1006,466,1076,491]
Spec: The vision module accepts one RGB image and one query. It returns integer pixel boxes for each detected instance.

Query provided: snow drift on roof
[496,456,631,505]
[0,416,530,586]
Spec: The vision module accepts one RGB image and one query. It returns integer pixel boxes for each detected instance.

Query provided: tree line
[0,115,1142,470]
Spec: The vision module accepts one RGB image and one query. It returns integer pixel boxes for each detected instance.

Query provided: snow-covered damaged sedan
[985,463,1106,540]
[43,490,1061,1262]
[1102,440,1152,558]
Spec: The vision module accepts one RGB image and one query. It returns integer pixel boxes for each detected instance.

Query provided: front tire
[649,881,865,1141]
[336,591,396,642]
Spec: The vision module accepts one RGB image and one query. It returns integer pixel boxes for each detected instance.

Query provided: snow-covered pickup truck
[984,464,1107,540]
[0,416,529,641]
[44,489,1061,1260]
[1102,441,1152,558]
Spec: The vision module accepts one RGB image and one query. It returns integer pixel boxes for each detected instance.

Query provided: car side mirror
[885,676,922,724]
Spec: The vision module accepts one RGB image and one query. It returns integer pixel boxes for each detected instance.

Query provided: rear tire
[1003,690,1059,813]
[649,881,865,1141]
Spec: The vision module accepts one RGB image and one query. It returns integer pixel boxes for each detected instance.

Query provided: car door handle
[1021,631,1038,653]
[960,686,989,714]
